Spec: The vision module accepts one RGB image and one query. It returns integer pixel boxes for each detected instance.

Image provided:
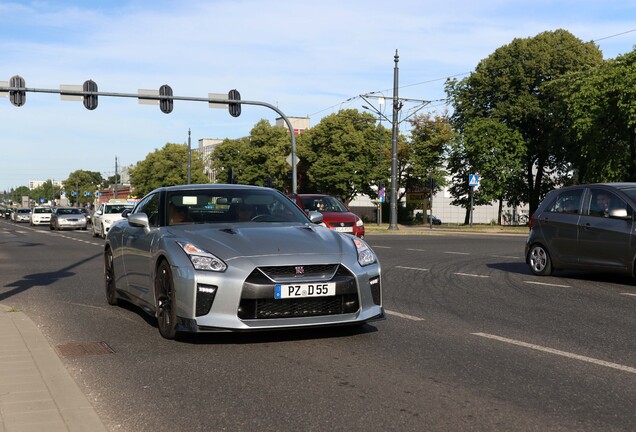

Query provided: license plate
[334,227,353,233]
[274,283,336,299]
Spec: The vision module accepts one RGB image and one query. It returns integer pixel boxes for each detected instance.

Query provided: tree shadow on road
[0,252,102,301]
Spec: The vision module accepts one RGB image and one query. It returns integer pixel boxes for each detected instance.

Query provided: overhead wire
[310,27,636,119]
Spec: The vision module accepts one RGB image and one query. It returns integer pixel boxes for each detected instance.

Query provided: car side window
[587,188,632,218]
[545,189,583,214]
[134,193,160,226]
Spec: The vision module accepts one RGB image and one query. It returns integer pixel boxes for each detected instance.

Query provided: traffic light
[226,167,234,184]
[264,176,272,188]
[83,80,98,110]
[228,89,241,117]
[159,84,173,114]
[9,75,25,107]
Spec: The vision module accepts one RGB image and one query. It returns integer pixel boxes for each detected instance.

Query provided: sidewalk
[0,304,108,432]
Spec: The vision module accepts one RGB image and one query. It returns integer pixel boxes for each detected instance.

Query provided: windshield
[17,209,31,214]
[57,208,81,215]
[33,208,51,214]
[106,205,133,214]
[299,196,348,212]
[165,189,309,226]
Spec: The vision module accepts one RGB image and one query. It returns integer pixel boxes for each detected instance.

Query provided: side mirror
[121,209,130,218]
[128,213,149,230]
[609,208,629,219]
[308,210,323,224]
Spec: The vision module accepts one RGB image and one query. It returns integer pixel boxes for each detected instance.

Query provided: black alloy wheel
[104,248,119,305]
[155,260,178,339]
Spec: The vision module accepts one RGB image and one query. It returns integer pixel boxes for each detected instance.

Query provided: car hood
[167,223,350,260]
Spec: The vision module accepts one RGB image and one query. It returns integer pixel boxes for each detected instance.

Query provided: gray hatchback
[526,183,636,276]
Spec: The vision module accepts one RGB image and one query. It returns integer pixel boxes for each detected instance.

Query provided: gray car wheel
[528,244,552,276]
[104,248,119,305]
[155,260,178,339]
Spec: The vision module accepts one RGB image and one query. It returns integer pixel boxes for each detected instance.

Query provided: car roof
[154,184,271,193]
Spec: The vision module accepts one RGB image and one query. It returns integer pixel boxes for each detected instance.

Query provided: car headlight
[353,237,376,266]
[177,242,227,272]
[356,218,364,227]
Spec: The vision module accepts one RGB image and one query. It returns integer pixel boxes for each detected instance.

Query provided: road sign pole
[470,186,474,227]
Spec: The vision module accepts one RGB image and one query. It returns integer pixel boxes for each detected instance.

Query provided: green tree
[30,180,61,205]
[405,112,453,193]
[62,170,103,207]
[446,29,603,215]
[9,186,30,206]
[554,48,636,182]
[447,118,525,224]
[129,143,208,197]
[296,109,384,203]
[211,120,291,189]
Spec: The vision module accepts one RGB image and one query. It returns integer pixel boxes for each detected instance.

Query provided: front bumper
[171,254,383,333]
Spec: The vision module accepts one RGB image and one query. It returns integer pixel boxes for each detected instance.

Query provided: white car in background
[92,199,135,239]
[30,206,53,226]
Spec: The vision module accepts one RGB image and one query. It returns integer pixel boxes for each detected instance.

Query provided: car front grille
[237,264,360,320]
[256,264,339,281]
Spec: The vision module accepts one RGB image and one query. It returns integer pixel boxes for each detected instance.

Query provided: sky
[1,0,634,192]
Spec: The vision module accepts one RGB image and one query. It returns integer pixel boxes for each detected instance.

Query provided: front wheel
[155,260,178,339]
[528,244,552,276]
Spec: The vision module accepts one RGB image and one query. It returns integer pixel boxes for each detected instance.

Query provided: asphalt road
[1,220,635,431]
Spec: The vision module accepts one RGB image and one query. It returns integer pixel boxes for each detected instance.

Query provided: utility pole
[187,128,191,184]
[114,156,118,199]
[389,50,401,230]
[360,52,431,231]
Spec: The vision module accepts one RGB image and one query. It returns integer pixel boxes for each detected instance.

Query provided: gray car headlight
[177,242,227,272]
[353,237,376,266]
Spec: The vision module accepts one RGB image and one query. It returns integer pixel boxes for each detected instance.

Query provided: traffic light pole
[0,81,299,193]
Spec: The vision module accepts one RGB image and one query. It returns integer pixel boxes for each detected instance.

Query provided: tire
[101,224,106,239]
[49,223,54,231]
[155,260,178,339]
[92,224,99,237]
[104,248,119,305]
[527,244,552,276]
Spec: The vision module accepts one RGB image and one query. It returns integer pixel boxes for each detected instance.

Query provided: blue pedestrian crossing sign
[468,173,480,187]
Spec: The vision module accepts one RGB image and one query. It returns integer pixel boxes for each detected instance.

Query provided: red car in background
[289,193,365,238]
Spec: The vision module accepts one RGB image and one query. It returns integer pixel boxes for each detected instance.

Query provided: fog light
[196,284,218,316]
[369,276,381,305]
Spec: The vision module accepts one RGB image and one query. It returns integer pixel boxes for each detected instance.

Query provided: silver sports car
[104,184,384,339]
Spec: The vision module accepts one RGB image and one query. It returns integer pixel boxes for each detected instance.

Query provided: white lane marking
[444,251,470,255]
[523,280,571,288]
[406,248,426,251]
[371,245,391,248]
[473,332,636,374]
[620,293,636,297]
[395,266,429,271]
[385,309,424,321]
[454,273,490,278]
[492,255,520,259]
